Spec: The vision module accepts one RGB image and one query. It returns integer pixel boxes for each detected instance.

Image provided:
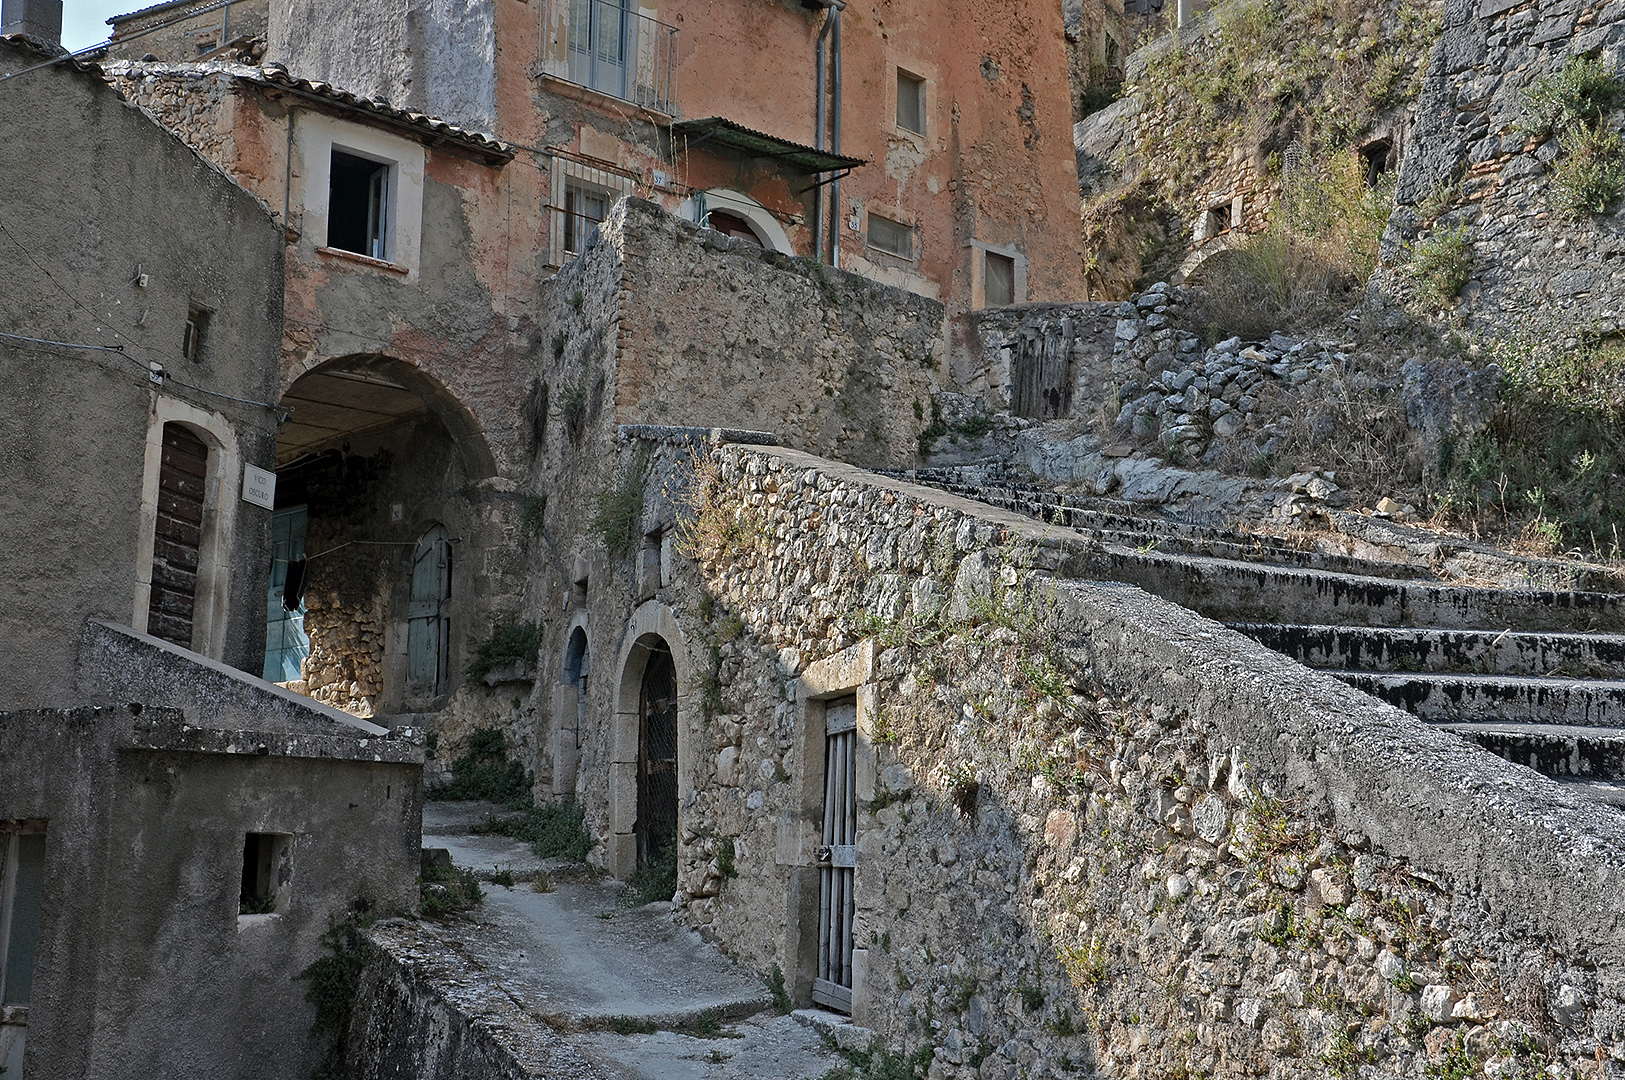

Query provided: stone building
[106,0,269,63]
[0,36,422,1079]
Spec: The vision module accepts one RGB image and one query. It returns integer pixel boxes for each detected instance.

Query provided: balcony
[538,0,679,116]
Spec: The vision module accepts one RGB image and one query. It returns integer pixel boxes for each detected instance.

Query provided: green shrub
[1442,325,1625,552]
[1523,55,1625,218]
[299,917,375,1078]
[1522,55,1624,139]
[590,449,651,560]
[428,727,533,805]
[1553,124,1625,217]
[475,799,595,863]
[465,621,542,681]
[1402,225,1472,312]
[420,861,485,917]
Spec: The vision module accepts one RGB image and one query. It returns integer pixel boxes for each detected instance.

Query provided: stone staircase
[900,469,1625,809]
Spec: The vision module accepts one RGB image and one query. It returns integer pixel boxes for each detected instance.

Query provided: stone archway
[608,601,692,879]
[270,353,499,718]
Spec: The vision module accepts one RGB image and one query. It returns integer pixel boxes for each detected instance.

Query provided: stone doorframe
[131,395,243,660]
[784,639,879,1021]
[608,600,692,880]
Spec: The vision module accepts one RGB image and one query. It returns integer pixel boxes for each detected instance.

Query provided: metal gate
[814,697,858,1013]
[407,525,452,695]
[637,643,678,869]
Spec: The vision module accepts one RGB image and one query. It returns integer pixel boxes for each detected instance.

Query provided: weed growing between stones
[818,1041,934,1080]
[768,963,792,1014]
[623,844,678,905]
[558,380,589,440]
[300,914,375,1079]
[590,447,652,560]
[427,727,533,805]
[464,621,542,681]
[1522,56,1625,218]
[1400,225,1472,314]
[420,861,484,918]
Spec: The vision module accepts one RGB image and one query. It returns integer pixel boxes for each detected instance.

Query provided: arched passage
[269,353,497,718]
[609,602,692,880]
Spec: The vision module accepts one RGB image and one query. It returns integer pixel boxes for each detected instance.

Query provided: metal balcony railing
[538,0,679,114]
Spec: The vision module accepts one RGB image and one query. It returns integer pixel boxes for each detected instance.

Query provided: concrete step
[1551,776,1625,809]
[1075,546,1625,632]
[926,481,1443,580]
[1232,624,1625,678]
[1337,671,1625,727]
[1433,720,1625,779]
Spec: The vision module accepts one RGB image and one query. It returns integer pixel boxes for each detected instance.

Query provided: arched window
[407,525,452,695]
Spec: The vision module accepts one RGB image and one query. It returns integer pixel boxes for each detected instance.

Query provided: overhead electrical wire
[0,213,284,413]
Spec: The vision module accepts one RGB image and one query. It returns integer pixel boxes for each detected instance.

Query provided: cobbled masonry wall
[666,442,1625,1080]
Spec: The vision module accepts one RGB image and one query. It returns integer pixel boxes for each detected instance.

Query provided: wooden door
[146,424,208,648]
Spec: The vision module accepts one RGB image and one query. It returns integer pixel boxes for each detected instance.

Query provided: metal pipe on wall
[813,8,833,262]
[830,3,842,269]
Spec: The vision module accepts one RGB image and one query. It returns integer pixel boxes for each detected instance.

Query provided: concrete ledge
[77,620,405,741]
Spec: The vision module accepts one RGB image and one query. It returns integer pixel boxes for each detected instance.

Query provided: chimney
[0,0,64,44]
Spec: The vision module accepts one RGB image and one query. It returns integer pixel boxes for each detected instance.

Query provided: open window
[866,213,914,260]
[895,69,926,135]
[1203,203,1233,239]
[239,832,291,917]
[1,822,46,1076]
[328,149,393,260]
[1361,139,1393,187]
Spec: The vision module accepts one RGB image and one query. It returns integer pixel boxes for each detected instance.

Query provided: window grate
[544,151,640,268]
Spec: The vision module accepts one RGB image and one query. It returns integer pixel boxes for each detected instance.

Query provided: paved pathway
[420,802,846,1080]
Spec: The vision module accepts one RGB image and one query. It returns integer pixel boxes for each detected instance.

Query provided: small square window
[896,70,926,135]
[239,832,291,916]
[181,305,209,362]
[866,213,914,259]
[984,252,1016,307]
[1205,204,1233,238]
[328,149,392,260]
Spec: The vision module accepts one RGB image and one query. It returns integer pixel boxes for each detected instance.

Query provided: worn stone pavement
[419,801,849,1080]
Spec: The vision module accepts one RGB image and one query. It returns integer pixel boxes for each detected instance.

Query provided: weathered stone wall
[955,301,1119,415]
[1379,0,1625,334]
[611,198,945,470]
[656,442,1625,1079]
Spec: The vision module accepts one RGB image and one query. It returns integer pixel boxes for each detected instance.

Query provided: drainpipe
[829,2,842,269]
[814,7,832,262]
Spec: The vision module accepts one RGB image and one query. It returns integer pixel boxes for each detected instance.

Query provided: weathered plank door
[814,697,858,1013]
[1010,321,1075,419]
[146,423,208,648]
[637,644,679,871]
[407,525,452,695]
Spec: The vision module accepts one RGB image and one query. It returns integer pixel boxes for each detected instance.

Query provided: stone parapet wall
[669,442,1625,1078]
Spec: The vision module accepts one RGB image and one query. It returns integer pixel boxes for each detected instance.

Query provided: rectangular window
[1,822,46,1077]
[984,251,1015,307]
[896,70,925,134]
[328,149,392,260]
[239,832,291,916]
[564,178,611,256]
[866,213,913,259]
